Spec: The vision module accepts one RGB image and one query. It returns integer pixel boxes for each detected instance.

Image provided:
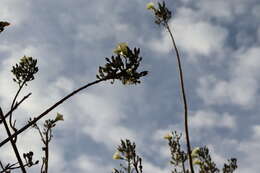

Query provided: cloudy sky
[1,0,260,172]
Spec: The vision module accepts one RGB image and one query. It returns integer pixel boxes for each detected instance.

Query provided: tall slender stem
[0,108,26,173]
[165,23,194,173]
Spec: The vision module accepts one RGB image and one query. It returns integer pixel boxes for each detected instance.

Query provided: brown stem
[0,78,105,147]
[0,108,26,173]
[165,23,194,173]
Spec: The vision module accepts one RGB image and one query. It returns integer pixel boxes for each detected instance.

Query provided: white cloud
[190,110,236,129]
[195,0,248,21]
[74,92,137,149]
[197,47,260,108]
[236,125,260,173]
[74,155,112,173]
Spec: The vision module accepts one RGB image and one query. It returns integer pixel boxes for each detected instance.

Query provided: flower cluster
[164,131,187,172]
[97,43,148,85]
[112,139,143,173]
[163,132,237,173]
[11,56,39,86]
[146,2,172,26]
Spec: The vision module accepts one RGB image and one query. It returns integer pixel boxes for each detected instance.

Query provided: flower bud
[55,112,64,121]
[112,151,122,160]
[113,42,129,56]
[193,159,202,165]
[146,2,156,11]
[191,147,200,158]
[163,133,173,140]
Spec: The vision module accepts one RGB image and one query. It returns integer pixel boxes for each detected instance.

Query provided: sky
[1,0,260,172]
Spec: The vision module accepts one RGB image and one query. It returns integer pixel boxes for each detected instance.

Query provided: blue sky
[1,0,260,172]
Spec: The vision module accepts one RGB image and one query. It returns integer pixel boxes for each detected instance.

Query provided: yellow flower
[191,147,200,158]
[146,2,156,11]
[112,151,122,160]
[113,42,129,56]
[55,112,64,121]
[163,133,173,140]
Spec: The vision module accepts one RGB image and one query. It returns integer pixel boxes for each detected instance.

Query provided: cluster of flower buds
[164,132,187,168]
[97,43,148,85]
[146,2,172,26]
[11,56,38,86]
[112,139,143,173]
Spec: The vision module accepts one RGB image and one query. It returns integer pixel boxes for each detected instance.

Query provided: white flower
[55,112,64,121]
[112,151,122,160]
[163,133,173,140]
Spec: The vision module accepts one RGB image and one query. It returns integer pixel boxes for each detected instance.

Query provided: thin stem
[0,108,26,173]
[9,81,26,136]
[0,78,106,147]
[165,23,194,173]
[43,128,50,173]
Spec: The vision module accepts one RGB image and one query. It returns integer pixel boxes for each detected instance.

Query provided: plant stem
[0,78,106,147]
[0,108,26,173]
[43,128,50,173]
[165,23,194,173]
[9,81,26,134]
